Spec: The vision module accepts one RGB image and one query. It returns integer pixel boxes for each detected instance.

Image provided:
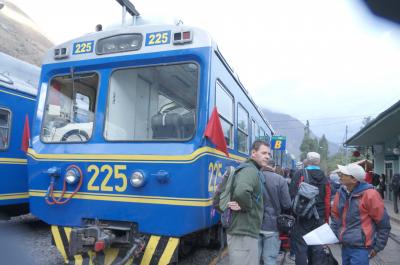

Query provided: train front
[28,25,217,265]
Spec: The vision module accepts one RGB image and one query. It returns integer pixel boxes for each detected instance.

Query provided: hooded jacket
[261,168,292,232]
[226,159,264,238]
[331,182,391,252]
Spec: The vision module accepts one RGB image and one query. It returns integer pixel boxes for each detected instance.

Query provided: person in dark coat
[377,175,386,199]
[390,173,400,213]
[259,160,291,265]
[289,152,331,265]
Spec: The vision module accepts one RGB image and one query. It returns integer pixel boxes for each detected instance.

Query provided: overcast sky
[11,0,400,143]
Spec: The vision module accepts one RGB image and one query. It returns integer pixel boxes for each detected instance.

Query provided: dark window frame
[0,107,11,151]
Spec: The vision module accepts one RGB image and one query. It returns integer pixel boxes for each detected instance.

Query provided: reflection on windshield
[41,73,98,143]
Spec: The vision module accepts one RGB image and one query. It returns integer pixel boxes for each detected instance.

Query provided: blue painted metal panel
[28,45,271,238]
[0,86,35,206]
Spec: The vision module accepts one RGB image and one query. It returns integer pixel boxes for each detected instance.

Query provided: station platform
[214,199,400,265]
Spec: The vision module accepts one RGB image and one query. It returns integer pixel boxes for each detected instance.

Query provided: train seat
[151,113,183,139]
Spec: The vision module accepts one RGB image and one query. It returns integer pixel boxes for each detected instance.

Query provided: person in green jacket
[226,140,271,265]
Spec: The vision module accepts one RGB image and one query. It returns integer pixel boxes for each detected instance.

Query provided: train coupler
[52,224,179,265]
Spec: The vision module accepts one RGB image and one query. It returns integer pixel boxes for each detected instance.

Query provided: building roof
[346,100,400,146]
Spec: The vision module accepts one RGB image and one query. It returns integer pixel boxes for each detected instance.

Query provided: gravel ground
[179,247,220,265]
[0,214,222,265]
[0,214,63,265]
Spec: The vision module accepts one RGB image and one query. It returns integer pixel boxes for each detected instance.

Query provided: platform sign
[271,136,286,151]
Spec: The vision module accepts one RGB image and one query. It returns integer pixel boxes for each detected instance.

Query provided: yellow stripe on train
[51,225,179,265]
[30,190,213,207]
[0,192,29,200]
[27,147,245,162]
[0,157,28,164]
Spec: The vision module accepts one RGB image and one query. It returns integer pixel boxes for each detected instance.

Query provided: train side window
[251,119,260,143]
[0,108,11,150]
[215,81,233,148]
[41,73,98,143]
[238,104,249,154]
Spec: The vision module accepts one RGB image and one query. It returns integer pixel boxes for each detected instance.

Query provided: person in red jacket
[331,164,391,265]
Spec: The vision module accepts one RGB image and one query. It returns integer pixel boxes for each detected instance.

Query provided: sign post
[271,136,286,151]
[271,136,286,167]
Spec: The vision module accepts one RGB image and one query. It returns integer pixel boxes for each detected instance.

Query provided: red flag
[21,114,30,152]
[204,107,229,157]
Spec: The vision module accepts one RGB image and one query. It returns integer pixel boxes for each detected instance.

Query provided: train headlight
[65,167,81,185]
[130,171,145,188]
[96,34,142,55]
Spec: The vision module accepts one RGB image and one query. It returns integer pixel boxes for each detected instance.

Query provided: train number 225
[208,162,222,193]
[87,164,127,192]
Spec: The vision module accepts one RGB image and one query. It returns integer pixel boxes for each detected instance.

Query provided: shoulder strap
[263,174,280,213]
[303,168,309,183]
[228,163,252,198]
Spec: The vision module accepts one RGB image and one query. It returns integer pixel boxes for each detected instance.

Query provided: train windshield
[41,73,98,143]
[104,63,198,141]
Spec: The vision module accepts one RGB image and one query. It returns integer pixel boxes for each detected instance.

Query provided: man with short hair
[332,164,391,265]
[259,159,291,265]
[226,140,271,265]
[289,152,331,265]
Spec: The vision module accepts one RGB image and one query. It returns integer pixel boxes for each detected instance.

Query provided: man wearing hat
[289,152,331,265]
[331,163,391,265]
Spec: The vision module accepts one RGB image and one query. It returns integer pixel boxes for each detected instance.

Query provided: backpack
[292,169,320,220]
[212,163,260,228]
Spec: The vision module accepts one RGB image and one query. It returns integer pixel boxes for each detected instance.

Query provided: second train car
[0,52,39,218]
[27,23,274,264]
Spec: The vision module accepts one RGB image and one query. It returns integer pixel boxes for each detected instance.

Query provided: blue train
[0,52,39,218]
[27,22,275,264]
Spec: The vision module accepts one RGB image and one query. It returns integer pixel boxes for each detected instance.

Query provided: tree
[360,116,372,129]
[318,134,329,173]
[299,120,318,161]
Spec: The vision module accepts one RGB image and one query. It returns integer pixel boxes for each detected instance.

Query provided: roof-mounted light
[54,47,69,59]
[96,34,142,55]
[173,30,193,45]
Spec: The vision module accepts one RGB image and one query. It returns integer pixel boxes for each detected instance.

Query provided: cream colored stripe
[27,147,245,162]
[0,88,35,101]
[0,157,27,164]
[64,227,72,241]
[140,236,160,265]
[88,251,95,265]
[30,189,211,201]
[29,191,213,207]
[0,192,29,200]
[74,255,83,265]
[51,226,68,264]
[104,248,119,265]
[158,237,179,265]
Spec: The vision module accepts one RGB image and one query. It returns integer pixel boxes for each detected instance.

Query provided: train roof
[43,24,215,64]
[43,23,274,134]
[0,52,40,96]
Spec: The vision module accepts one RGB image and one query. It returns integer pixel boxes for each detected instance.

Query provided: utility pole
[345,125,348,164]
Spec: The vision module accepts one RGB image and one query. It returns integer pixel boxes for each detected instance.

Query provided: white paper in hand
[303,223,339,245]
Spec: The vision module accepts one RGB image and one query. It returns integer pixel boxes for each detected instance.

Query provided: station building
[346,100,400,200]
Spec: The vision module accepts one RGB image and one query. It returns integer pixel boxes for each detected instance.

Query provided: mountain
[262,108,340,159]
[0,1,53,65]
